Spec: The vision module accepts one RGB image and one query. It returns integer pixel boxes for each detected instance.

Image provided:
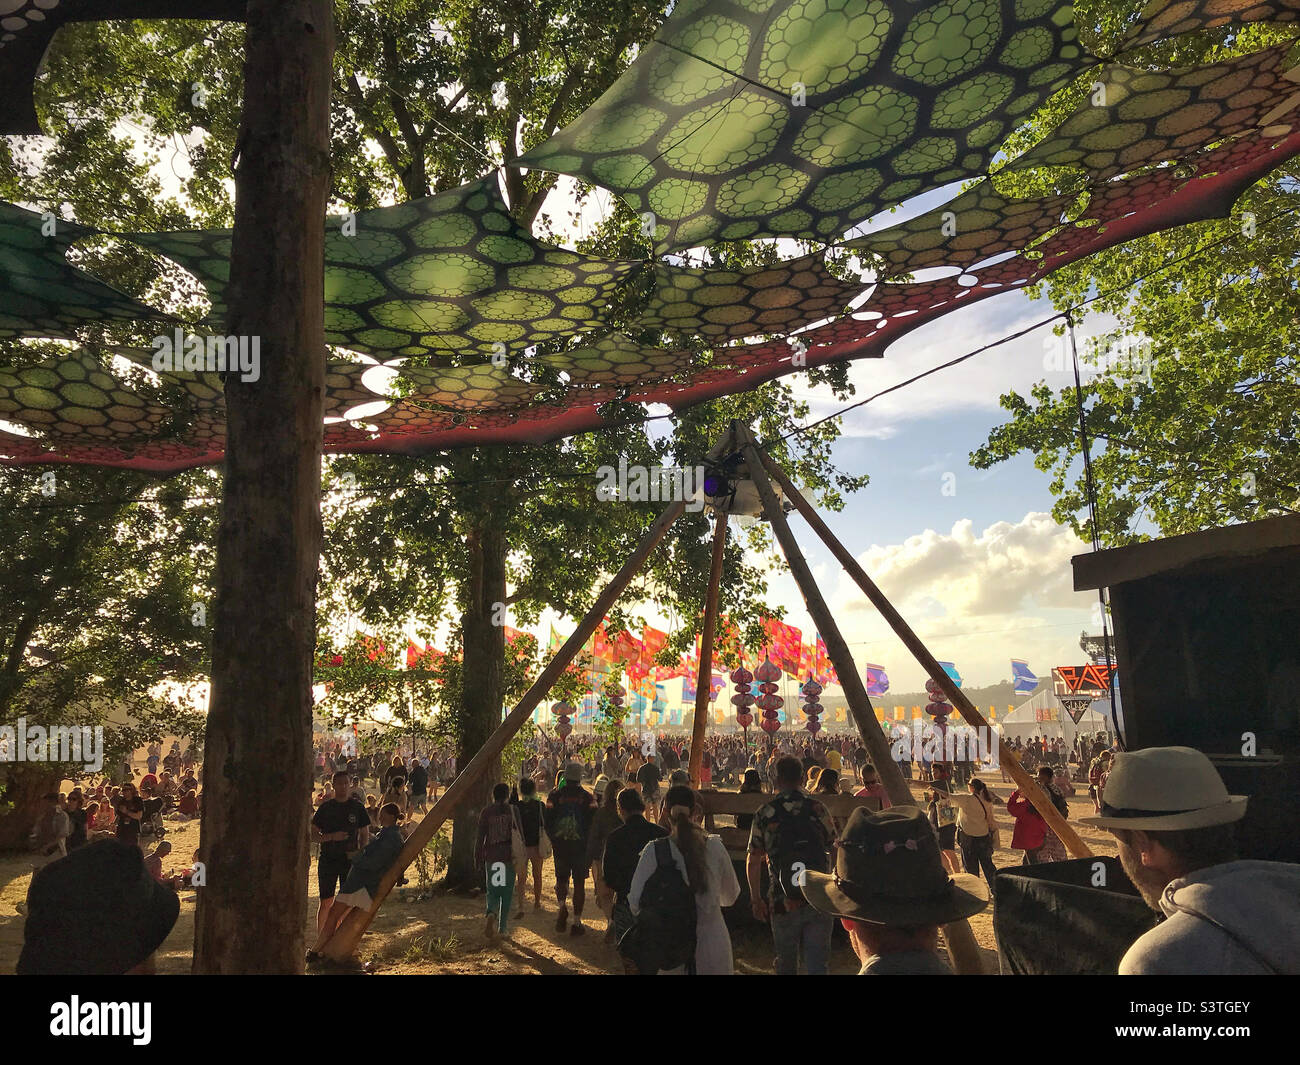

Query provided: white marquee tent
[997,688,1117,746]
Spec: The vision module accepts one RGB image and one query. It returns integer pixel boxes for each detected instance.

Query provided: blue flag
[937,661,962,688]
[1011,659,1038,695]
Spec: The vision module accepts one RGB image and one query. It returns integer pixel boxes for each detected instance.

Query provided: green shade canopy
[127,177,644,360]
[0,203,170,340]
[514,0,1093,251]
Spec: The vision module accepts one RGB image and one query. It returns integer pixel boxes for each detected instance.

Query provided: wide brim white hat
[1079,746,1247,831]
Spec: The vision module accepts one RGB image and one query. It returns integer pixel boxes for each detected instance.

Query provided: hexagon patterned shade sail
[515,0,1095,252]
[1120,0,1300,52]
[126,178,645,360]
[1,0,1299,471]
[0,203,170,340]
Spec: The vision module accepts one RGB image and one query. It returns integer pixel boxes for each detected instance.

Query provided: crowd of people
[27,739,202,887]
[15,722,1300,976]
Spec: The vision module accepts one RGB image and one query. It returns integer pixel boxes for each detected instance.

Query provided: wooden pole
[318,431,734,960]
[689,489,730,788]
[734,426,909,809]
[751,444,1092,860]
[738,428,983,974]
[193,0,333,974]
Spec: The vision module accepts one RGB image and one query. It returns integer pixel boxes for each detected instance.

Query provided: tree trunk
[193,0,333,974]
[444,518,507,891]
[0,766,63,852]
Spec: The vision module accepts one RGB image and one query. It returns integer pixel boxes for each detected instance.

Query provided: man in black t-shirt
[635,759,662,816]
[311,771,370,933]
[114,784,145,847]
[407,759,429,813]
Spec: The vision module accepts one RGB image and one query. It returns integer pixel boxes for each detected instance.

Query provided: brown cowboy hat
[801,807,989,926]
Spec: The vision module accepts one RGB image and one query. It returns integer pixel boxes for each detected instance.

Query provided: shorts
[318,852,351,899]
[334,886,373,911]
[552,844,590,886]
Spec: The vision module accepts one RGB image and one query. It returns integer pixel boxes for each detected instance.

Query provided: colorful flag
[683,672,697,702]
[864,663,890,697]
[937,661,962,688]
[1011,659,1037,695]
[815,634,839,686]
[548,625,564,655]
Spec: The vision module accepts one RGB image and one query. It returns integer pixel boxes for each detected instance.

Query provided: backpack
[619,839,697,974]
[768,801,830,902]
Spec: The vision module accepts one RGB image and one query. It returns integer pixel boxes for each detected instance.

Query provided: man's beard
[1116,838,1169,910]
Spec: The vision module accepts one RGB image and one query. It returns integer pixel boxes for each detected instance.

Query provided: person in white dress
[629,784,740,974]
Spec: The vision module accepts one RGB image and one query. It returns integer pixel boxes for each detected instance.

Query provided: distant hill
[819,679,1049,714]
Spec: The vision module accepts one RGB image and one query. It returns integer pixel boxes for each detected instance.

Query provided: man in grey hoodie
[1082,746,1300,975]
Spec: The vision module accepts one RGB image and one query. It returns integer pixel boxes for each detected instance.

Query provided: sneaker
[555,905,568,933]
[533,899,542,911]
[513,908,525,920]
[570,921,586,937]
[484,914,498,941]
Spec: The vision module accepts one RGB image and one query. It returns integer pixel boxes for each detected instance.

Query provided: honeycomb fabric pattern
[632,253,862,339]
[1119,0,1300,52]
[125,177,644,360]
[514,0,1093,251]
[2,1,1300,469]
[0,203,169,339]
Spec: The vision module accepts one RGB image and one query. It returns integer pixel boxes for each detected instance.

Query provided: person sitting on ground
[801,806,990,975]
[1081,746,1300,975]
[144,840,173,885]
[30,793,70,866]
[18,838,181,974]
[319,803,405,942]
[177,789,199,820]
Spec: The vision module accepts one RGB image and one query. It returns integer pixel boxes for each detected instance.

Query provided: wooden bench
[696,789,883,859]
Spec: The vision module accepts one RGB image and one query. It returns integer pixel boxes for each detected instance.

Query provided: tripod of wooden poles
[316,422,1091,969]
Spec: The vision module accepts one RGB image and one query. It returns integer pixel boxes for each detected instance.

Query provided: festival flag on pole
[937,661,962,687]
[683,671,697,702]
[1011,659,1037,694]
[798,641,816,680]
[548,625,564,655]
[642,624,668,662]
[709,675,725,702]
[814,634,839,686]
[864,663,890,697]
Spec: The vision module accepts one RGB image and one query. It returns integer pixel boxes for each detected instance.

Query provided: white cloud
[851,512,1087,617]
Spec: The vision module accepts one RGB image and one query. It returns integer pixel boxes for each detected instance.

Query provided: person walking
[512,777,548,914]
[476,783,523,942]
[601,787,668,961]
[746,756,836,975]
[629,785,740,974]
[545,760,597,936]
[951,777,999,894]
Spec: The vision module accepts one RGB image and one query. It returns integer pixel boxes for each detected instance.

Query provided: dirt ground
[0,773,1119,975]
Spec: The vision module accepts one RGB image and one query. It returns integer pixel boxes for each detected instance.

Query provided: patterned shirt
[747,789,836,904]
